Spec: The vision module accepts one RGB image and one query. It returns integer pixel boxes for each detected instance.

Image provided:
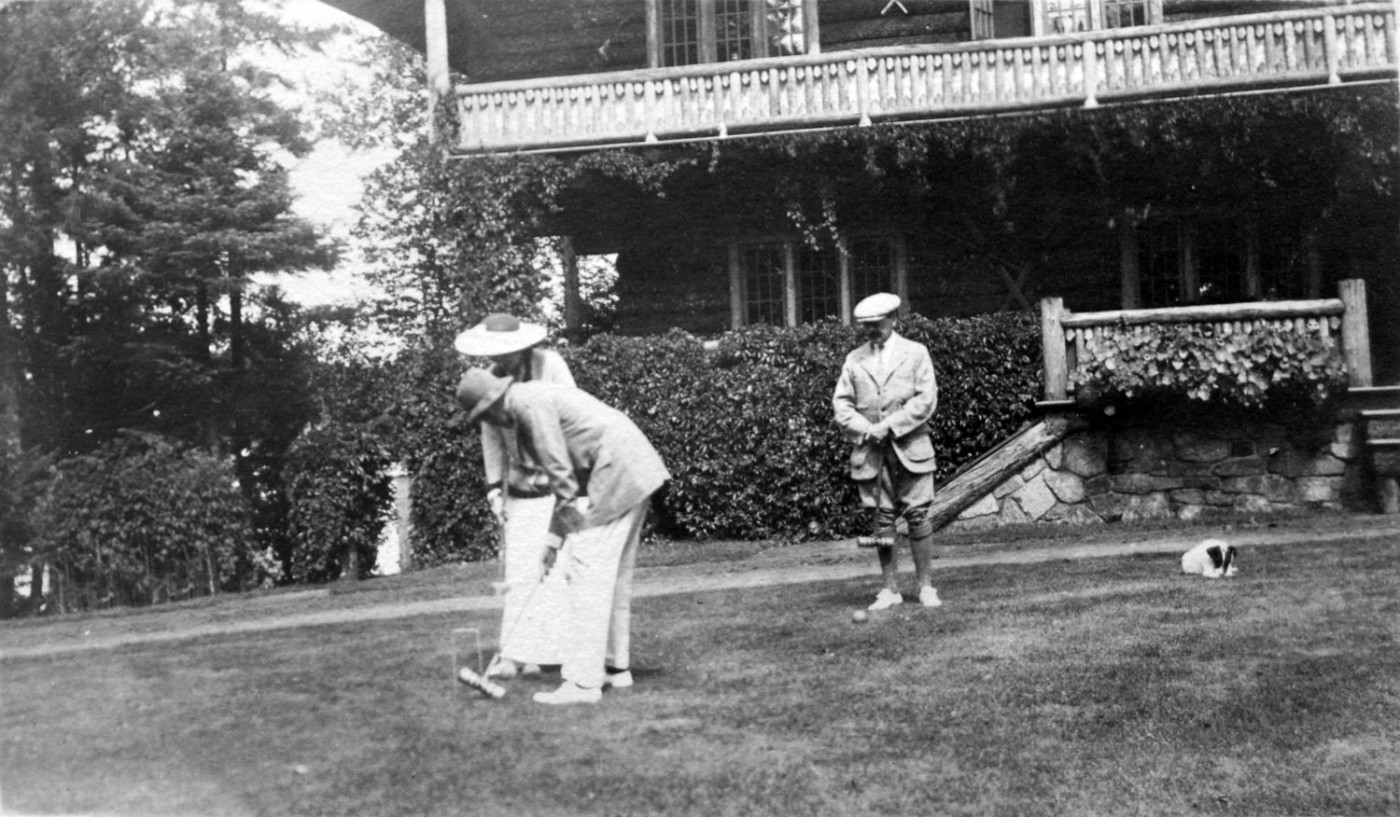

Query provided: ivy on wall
[1072,322,1349,409]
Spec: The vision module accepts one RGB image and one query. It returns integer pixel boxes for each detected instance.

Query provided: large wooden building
[318,0,1397,378]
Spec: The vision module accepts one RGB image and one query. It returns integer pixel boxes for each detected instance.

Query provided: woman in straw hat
[455,368,670,704]
[454,313,574,679]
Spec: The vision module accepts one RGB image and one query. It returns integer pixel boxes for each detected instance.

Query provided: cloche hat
[455,368,513,423]
[453,313,548,357]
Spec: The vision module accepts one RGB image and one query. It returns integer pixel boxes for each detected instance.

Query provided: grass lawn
[2,531,1398,816]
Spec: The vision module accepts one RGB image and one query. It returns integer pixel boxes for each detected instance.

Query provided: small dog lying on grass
[1181,538,1238,578]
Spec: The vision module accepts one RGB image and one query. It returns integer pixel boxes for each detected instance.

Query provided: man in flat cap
[455,314,575,679]
[456,368,670,704]
[832,293,942,611]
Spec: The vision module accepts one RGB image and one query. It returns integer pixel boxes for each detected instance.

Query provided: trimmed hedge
[356,312,1041,565]
[282,422,393,583]
[32,433,268,610]
[561,312,1041,541]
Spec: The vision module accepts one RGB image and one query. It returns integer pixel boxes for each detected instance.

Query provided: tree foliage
[0,0,344,610]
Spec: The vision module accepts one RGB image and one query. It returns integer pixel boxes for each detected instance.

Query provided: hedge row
[553,312,1041,542]
[29,433,270,610]
[399,312,1040,562]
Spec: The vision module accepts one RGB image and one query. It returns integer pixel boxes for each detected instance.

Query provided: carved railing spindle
[452,5,1395,154]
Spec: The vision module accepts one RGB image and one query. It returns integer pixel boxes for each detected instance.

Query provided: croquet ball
[852,610,868,623]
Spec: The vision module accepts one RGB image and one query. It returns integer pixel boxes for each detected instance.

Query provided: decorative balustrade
[453,3,1396,155]
[1039,280,1373,405]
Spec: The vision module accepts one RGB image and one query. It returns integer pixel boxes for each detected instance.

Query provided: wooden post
[425,0,451,144]
[1339,278,1373,388]
[560,235,582,343]
[1305,230,1322,298]
[728,244,744,329]
[392,465,414,573]
[804,0,821,56]
[783,243,798,327]
[838,241,852,326]
[1119,210,1140,309]
[1042,297,1068,401]
[645,0,660,68]
[1244,220,1262,300]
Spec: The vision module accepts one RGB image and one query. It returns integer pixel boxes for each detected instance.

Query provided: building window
[1194,221,1246,304]
[1044,0,1091,33]
[742,243,787,325]
[848,237,896,305]
[733,236,905,328]
[1014,0,1157,37]
[1101,0,1149,29]
[1138,220,1181,308]
[659,0,703,66]
[1134,218,1255,308]
[656,0,806,67]
[797,244,840,324]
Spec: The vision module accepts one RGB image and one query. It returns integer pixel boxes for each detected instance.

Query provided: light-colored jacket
[832,331,938,480]
[481,347,574,496]
[501,380,671,534]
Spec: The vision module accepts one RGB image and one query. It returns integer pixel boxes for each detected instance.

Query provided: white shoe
[919,586,942,608]
[520,663,542,677]
[533,681,602,705]
[603,670,633,689]
[485,659,518,679]
[868,588,903,611]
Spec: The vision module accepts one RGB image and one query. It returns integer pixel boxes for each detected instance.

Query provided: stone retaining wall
[949,413,1364,530]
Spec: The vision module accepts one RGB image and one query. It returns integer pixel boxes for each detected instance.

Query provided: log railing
[1040,279,1373,404]
[453,3,1396,155]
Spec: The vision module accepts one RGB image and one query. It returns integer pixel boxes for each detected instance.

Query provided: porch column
[391,463,414,573]
[645,0,660,68]
[1119,210,1140,309]
[728,244,744,329]
[804,0,821,55]
[560,236,582,343]
[1041,297,1068,401]
[1340,278,1373,388]
[1244,220,1262,300]
[425,0,451,144]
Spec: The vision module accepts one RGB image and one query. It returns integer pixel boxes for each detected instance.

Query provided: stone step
[1363,411,1400,439]
[1347,385,1400,412]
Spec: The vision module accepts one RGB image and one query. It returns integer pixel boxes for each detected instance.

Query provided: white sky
[256,0,399,308]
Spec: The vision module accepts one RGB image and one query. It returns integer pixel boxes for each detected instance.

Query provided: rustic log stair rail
[1039,279,1373,404]
[452,3,1397,155]
[928,279,1386,531]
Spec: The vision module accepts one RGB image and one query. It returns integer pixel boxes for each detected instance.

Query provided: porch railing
[1039,279,1373,404]
[453,3,1397,155]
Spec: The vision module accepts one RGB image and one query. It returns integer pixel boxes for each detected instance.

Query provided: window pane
[970,0,996,40]
[848,238,895,305]
[743,244,786,326]
[797,245,840,324]
[661,0,701,67]
[1044,0,1090,33]
[1101,0,1147,28]
[1195,222,1245,304]
[1138,221,1181,307]
[715,0,752,62]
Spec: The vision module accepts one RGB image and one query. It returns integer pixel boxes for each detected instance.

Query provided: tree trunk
[230,286,243,368]
[196,281,211,363]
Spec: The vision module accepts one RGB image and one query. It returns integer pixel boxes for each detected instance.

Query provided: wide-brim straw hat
[456,369,513,423]
[454,313,548,357]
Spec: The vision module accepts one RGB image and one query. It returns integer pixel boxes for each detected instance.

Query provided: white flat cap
[853,292,901,322]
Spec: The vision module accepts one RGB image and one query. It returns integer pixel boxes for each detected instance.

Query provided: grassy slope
[1,530,1398,816]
